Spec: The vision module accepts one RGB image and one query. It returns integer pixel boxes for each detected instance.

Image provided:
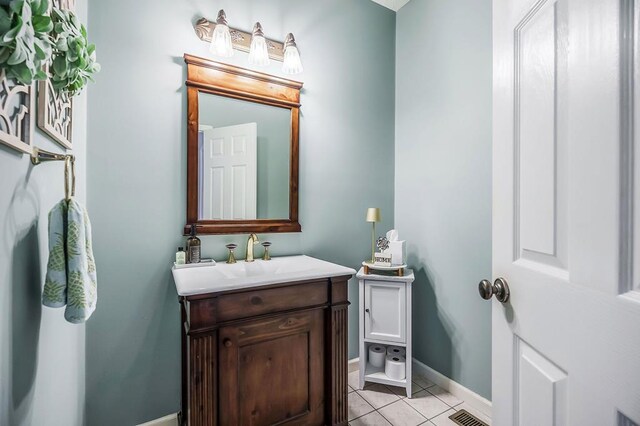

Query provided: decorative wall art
[0,69,35,155]
[37,0,75,150]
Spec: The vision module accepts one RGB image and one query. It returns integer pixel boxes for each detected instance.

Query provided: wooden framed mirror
[184,54,303,235]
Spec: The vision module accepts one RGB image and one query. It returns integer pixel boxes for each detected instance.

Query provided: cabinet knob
[365,308,370,313]
[223,338,233,348]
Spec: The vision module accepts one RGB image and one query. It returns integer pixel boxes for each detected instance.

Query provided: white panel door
[364,280,406,343]
[201,123,257,220]
[493,0,640,425]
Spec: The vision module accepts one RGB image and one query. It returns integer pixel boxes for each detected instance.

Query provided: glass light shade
[249,23,270,66]
[282,44,303,74]
[210,23,234,57]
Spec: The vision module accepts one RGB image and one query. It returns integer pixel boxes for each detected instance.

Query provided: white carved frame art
[0,69,36,154]
[37,0,76,150]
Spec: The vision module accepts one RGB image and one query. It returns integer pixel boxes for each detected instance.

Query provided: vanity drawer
[217,280,329,322]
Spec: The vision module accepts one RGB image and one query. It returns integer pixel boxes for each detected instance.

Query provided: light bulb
[248,22,270,66]
[209,10,233,57]
[282,33,303,75]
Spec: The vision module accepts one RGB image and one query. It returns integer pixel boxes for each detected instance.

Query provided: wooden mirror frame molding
[184,54,303,235]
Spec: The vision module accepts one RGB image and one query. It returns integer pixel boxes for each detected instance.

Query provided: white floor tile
[349,385,356,393]
[429,409,457,426]
[349,392,375,421]
[412,374,435,389]
[426,385,463,407]
[350,411,392,426]
[388,383,423,398]
[403,389,450,420]
[357,383,401,409]
[377,399,427,426]
[348,369,491,426]
[349,370,362,390]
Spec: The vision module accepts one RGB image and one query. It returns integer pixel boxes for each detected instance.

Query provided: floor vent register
[449,409,489,426]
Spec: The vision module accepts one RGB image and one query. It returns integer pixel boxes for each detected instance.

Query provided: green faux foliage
[0,0,100,95]
[50,7,99,95]
[0,0,53,84]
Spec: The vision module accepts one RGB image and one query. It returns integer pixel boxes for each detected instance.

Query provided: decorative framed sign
[36,0,75,150]
[37,72,73,149]
[0,69,35,155]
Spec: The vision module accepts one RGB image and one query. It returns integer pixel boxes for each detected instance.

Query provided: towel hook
[31,147,76,201]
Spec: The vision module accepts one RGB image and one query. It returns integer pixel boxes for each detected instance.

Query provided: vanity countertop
[172,255,356,296]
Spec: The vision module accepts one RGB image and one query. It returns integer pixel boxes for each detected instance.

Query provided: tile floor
[347,370,492,426]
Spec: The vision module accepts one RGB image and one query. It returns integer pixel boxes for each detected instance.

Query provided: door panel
[218,310,325,426]
[515,338,567,426]
[364,280,405,343]
[201,122,257,220]
[493,0,640,424]
[238,333,309,425]
[514,0,569,278]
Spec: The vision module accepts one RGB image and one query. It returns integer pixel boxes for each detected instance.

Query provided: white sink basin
[172,255,356,296]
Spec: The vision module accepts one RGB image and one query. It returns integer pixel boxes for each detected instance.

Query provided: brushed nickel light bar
[194,10,303,74]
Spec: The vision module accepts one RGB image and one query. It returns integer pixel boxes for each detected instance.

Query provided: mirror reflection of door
[199,123,258,220]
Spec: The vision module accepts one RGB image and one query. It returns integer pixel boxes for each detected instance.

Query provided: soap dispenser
[186,224,201,263]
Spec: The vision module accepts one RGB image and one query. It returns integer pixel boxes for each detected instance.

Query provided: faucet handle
[225,243,237,264]
[261,242,272,261]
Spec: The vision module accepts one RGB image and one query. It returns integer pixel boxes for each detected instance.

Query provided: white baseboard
[137,414,179,426]
[412,358,492,418]
[348,357,360,373]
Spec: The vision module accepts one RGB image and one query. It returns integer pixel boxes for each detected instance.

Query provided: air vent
[449,409,489,426]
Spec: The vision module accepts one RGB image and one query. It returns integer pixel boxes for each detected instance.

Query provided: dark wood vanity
[178,54,351,425]
[179,275,351,426]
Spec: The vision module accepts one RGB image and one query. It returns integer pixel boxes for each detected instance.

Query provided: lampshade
[248,22,270,66]
[209,10,234,58]
[366,208,381,223]
[282,33,303,75]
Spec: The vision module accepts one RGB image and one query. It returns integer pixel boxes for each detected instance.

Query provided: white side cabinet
[357,267,415,398]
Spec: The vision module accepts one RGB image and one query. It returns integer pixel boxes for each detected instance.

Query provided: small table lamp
[366,208,381,263]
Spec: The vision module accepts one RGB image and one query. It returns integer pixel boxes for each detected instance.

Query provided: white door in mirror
[200,123,257,220]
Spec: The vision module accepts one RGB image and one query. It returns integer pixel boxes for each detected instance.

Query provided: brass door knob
[478,278,510,303]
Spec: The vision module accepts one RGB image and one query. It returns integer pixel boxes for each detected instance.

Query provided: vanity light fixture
[282,33,303,75]
[248,22,270,67]
[194,13,304,74]
[209,10,234,57]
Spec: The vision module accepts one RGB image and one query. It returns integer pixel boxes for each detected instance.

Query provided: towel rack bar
[31,147,75,165]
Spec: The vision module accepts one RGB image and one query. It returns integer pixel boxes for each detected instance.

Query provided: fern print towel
[43,199,98,323]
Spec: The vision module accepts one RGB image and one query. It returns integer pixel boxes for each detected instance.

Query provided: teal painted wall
[86,0,395,424]
[199,95,291,219]
[395,0,493,399]
[0,2,89,424]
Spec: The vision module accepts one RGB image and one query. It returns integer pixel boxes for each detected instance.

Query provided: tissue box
[387,240,406,266]
[374,252,392,267]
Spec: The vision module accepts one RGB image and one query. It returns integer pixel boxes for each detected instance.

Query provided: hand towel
[42,199,97,323]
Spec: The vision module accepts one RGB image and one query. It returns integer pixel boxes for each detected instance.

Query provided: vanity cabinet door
[218,309,325,426]
[364,280,406,343]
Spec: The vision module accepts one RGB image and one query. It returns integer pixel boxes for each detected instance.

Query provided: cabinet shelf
[364,338,407,347]
[364,362,407,387]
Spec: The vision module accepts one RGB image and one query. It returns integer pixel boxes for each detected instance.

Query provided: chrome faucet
[245,233,260,262]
